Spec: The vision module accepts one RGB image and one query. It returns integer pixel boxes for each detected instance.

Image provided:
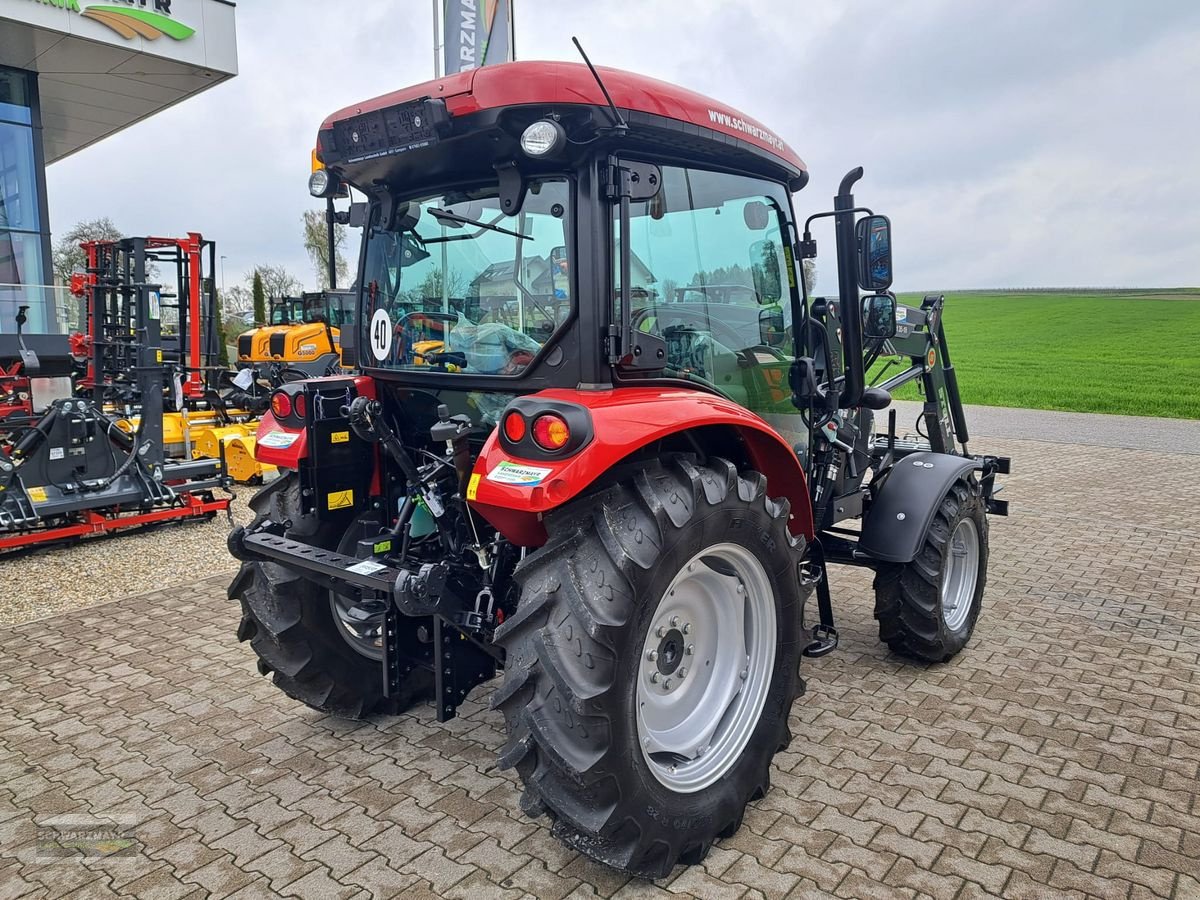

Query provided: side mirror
[348,202,368,228]
[863,292,897,340]
[855,214,893,291]
[758,306,785,347]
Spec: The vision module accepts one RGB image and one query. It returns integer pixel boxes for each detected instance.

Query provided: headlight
[309,169,335,197]
[519,119,567,158]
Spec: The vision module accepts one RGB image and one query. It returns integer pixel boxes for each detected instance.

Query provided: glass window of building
[0,65,52,332]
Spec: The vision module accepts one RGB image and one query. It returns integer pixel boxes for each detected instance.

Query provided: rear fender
[859,451,979,563]
[469,387,815,547]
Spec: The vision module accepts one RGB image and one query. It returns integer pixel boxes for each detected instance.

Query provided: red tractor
[229,57,1008,877]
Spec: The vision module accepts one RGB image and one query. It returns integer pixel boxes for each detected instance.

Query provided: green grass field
[874,289,1200,419]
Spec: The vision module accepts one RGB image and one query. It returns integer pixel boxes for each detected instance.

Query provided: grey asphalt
[889,399,1200,455]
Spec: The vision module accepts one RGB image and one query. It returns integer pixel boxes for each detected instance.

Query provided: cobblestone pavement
[1,436,1198,898]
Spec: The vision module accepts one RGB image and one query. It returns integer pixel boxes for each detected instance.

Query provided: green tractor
[229,58,1008,877]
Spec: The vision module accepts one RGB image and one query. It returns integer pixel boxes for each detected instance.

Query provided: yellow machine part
[115,412,271,484]
[237,322,341,366]
[224,435,275,484]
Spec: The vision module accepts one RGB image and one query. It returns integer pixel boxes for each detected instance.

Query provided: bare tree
[251,265,303,300]
[52,217,122,284]
[302,209,349,290]
[222,284,252,315]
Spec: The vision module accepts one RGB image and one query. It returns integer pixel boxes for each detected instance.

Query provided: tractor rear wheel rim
[329,593,385,661]
[636,543,777,793]
[941,517,979,631]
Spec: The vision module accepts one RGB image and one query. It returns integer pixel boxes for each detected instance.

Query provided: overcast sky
[45,0,1200,295]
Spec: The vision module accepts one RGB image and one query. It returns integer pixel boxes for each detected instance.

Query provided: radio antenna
[572,37,627,134]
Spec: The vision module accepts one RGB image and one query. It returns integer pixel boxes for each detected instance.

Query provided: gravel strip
[0,492,254,627]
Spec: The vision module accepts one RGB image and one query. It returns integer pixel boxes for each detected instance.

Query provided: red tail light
[503,411,526,442]
[532,413,570,451]
[293,392,307,420]
[270,391,292,419]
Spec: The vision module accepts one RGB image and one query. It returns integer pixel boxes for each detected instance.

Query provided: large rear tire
[229,473,434,718]
[873,477,988,663]
[492,457,807,878]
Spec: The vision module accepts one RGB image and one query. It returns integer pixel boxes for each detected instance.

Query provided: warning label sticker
[258,430,299,449]
[485,461,553,487]
[27,486,47,502]
[466,473,481,501]
[327,490,354,510]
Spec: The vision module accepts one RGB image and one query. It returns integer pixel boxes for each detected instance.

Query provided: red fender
[469,387,814,547]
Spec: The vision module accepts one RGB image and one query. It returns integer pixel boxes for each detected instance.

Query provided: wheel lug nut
[647,649,658,662]
[682,623,691,634]
[679,667,688,678]
[664,679,672,691]
[650,672,660,683]
[686,644,694,656]
[670,616,679,627]
[656,626,666,638]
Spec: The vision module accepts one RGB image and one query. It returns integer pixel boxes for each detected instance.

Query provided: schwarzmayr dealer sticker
[485,461,553,487]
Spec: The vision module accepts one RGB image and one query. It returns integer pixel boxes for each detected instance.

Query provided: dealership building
[0,0,237,355]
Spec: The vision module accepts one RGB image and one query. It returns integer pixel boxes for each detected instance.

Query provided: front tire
[492,457,807,878]
[873,477,988,662]
[229,473,434,718]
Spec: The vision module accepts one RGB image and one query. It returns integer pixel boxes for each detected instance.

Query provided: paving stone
[2,437,1200,897]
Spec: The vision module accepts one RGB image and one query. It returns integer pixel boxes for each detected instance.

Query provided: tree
[253,264,303,301]
[52,217,122,284]
[303,208,349,290]
[252,270,267,325]
[222,284,252,316]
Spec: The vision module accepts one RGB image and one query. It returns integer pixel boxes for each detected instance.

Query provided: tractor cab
[231,58,1008,879]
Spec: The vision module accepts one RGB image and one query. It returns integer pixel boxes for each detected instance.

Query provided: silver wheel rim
[941,518,979,631]
[636,543,777,793]
[329,593,385,661]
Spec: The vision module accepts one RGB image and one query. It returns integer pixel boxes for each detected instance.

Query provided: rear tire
[229,473,434,718]
[492,457,807,878]
[873,477,988,662]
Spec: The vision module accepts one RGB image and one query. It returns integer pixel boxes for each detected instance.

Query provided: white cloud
[45,0,1200,293]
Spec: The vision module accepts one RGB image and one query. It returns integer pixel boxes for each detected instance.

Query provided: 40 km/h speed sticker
[369,308,393,361]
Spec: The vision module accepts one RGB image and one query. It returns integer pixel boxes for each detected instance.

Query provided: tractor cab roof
[316,61,807,197]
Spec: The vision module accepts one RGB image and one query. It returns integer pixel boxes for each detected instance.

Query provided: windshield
[269,298,303,326]
[360,177,571,376]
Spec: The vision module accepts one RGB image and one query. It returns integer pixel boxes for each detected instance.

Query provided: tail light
[531,413,570,451]
[503,411,526,442]
[293,392,308,420]
[270,391,292,419]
